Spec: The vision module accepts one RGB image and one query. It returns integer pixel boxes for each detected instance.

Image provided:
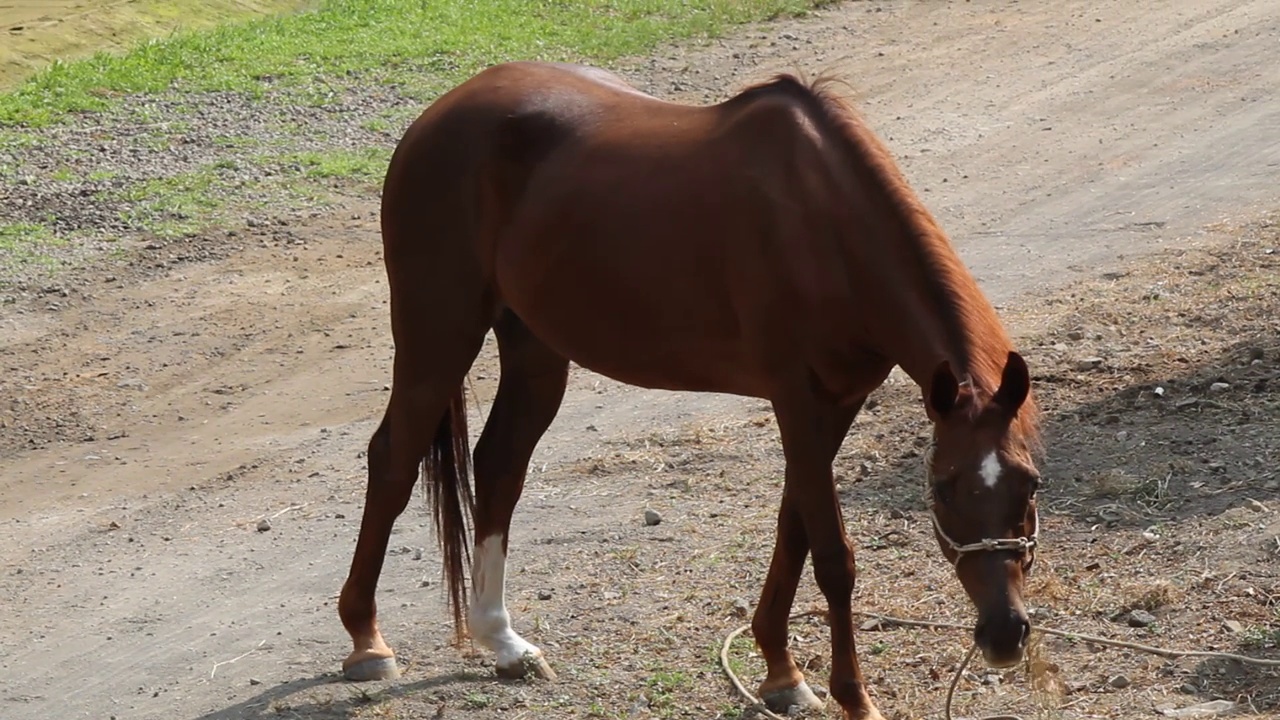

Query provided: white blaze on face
[467,534,542,668]
[980,451,1003,489]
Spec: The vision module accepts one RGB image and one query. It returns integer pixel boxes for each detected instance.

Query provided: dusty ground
[2,1,1280,719]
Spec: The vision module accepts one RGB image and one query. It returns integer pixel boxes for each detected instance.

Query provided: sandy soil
[2,1,1279,719]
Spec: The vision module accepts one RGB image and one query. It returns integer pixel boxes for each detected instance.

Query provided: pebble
[1076,357,1104,371]
[537,590,553,600]
[1127,609,1156,627]
[1109,674,1131,689]
[731,598,750,618]
[256,519,271,532]
[643,509,663,526]
[1209,382,1231,393]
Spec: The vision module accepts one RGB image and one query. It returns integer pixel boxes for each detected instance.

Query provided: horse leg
[338,311,491,680]
[771,391,883,720]
[753,398,861,713]
[468,310,569,680]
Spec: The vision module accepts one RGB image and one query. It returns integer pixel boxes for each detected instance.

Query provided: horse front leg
[753,490,824,713]
[772,393,883,720]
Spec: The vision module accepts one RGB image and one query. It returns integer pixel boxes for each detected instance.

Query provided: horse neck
[860,214,1013,398]
[815,101,1020,404]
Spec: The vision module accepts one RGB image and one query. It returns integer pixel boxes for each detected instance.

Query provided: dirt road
[2,1,1278,718]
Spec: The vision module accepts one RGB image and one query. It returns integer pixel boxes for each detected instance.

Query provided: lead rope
[719,444,1271,718]
[719,610,1021,720]
[716,445,1033,720]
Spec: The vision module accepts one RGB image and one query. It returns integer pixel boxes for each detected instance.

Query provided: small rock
[1154,386,1166,397]
[248,678,262,686]
[256,519,271,532]
[1224,619,1245,633]
[731,598,750,618]
[643,509,663,526]
[116,378,147,390]
[1066,330,1085,341]
[537,590,553,600]
[1179,683,1200,695]
[1127,609,1156,628]
[1208,382,1230,393]
[1076,357,1104,371]
[412,547,424,561]
[1109,674,1131,689]
[1246,499,1268,513]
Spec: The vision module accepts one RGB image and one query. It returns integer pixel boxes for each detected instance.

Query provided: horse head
[923,350,1040,668]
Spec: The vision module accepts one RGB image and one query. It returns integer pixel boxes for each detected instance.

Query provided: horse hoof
[343,655,400,682]
[761,681,825,714]
[496,652,558,681]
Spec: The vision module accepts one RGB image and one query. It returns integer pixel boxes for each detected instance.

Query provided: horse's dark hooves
[761,680,825,714]
[496,652,558,681]
[343,655,400,682]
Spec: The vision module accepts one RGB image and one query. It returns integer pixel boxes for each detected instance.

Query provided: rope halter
[922,443,1039,568]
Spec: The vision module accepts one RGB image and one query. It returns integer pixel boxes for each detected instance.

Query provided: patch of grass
[103,168,234,238]
[1241,625,1280,650]
[644,669,692,712]
[0,0,832,127]
[0,128,40,150]
[280,147,390,184]
[0,222,65,277]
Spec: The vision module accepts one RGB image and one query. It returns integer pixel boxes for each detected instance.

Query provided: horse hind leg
[338,300,492,681]
[468,309,569,680]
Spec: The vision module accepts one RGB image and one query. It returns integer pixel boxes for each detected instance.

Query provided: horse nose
[974,608,1030,668]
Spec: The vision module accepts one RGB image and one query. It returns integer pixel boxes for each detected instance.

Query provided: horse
[336,60,1043,720]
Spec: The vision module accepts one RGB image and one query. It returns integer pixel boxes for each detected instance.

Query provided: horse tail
[423,385,475,643]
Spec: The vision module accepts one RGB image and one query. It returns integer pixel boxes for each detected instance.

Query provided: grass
[0,222,64,280]
[0,0,832,127]
[106,170,231,238]
[0,0,833,282]
[279,147,390,184]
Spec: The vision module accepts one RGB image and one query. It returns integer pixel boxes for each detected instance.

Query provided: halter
[922,443,1039,568]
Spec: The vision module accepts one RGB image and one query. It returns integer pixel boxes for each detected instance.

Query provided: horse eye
[932,480,956,507]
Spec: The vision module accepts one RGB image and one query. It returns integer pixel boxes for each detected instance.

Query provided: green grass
[0,0,831,127]
[103,168,237,238]
[279,147,389,184]
[0,222,64,278]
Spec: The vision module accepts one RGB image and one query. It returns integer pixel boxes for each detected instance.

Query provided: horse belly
[496,243,764,397]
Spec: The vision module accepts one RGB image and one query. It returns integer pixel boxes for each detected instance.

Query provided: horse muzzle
[973,607,1031,668]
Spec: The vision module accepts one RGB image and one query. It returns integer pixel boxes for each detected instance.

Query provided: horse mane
[731,72,1044,457]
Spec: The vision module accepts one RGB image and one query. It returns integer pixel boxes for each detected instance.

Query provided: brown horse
[336,61,1043,720]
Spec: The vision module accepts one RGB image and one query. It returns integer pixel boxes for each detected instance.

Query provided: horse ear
[927,360,959,420]
[993,351,1030,414]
